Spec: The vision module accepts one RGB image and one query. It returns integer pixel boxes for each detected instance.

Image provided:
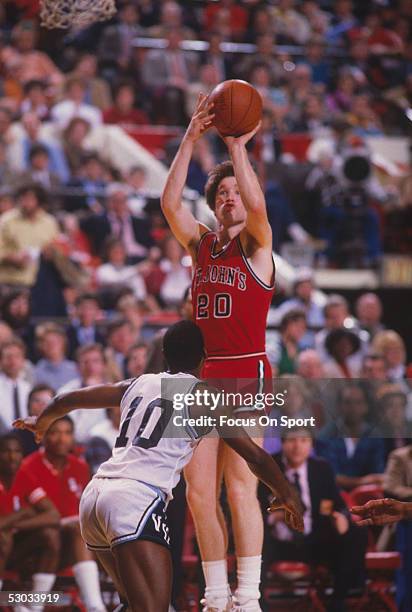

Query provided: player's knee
[226,479,258,508]
[186,482,217,512]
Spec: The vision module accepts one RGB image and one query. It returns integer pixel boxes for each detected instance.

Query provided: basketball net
[39,0,117,29]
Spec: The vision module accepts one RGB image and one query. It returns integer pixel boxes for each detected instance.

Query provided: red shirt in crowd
[0,471,47,515]
[19,449,90,519]
[103,107,149,126]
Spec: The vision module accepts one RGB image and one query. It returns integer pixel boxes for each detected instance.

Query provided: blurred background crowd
[0,0,411,611]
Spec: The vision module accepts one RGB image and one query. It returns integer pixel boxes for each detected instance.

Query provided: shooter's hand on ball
[268,494,305,534]
[220,120,262,151]
[351,498,412,526]
[185,93,214,143]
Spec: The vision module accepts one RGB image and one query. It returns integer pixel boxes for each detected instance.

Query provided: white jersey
[95,372,205,498]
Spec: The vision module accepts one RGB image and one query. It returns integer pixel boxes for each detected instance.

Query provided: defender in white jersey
[14,321,303,612]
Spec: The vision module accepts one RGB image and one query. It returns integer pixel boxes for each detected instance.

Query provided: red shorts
[201,354,273,413]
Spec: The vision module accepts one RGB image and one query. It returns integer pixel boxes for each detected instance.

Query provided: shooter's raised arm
[161,94,214,258]
[222,124,272,248]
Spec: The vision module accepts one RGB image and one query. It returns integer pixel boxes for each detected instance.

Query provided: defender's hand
[13,414,53,444]
[268,496,304,534]
[351,498,407,526]
[221,120,262,151]
[185,93,214,143]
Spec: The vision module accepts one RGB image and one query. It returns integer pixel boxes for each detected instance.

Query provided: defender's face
[214,177,246,226]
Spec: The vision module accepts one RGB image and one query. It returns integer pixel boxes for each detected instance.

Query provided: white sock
[235,555,261,603]
[202,559,230,606]
[28,573,56,612]
[73,560,106,611]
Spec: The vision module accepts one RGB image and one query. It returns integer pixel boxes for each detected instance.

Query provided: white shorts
[79,478,170,551]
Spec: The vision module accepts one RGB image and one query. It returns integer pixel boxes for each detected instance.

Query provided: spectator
[64,152,107,213]
[346,93,383,136]
[315,294,367,364]
[296,349,325,379]
[69,53,112,111]
[98,2,144,77]
[51,77,102,131]
[0,139,13,187]
[3,21,63,87]
[0,182,59,287]
[270,0,311,44]
[58,344,110,444]
[0,339,31,434]
[142,26,198,125]
[201,31,231,82]
[20,79,49,120]
[16,143,62,200]
[237,34,283,84]
[245,4,274,43]
[62,117,91,176]
[34,323,78,389]
[105,319,136,377]
[19,417,107,611]
[326,68,360,114]
[147,1,196,40]
[80,182,153,261]
[326,0,358,44]
[95,237,147,302]
[66,293,105,359]
[361,352,388,381]
[186,64,220,117]
[317,382,385,491]
[126,342,148,378]
[125,165,149,218]
[355,292,384,339]
[9,112,70,183]
[85,407,121,474]
[261,429,367,609]
[323,328,362,378]
[16,383,54,455]
[0,433,60,600]
[157,235,192,308]
[289,93,329,135]
[267,309,307,375]
[304,37,332,88]
[103,81,148,127]
[204,0,248,41]
[271,268,325,349]
[1,288,36,358]
[374,384,412,461]
[115,294,148,340]
[372,330,408,385]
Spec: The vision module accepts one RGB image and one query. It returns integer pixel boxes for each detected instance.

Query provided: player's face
[214,177,246,227]
[44,421,74,457]
[0,439,23,476]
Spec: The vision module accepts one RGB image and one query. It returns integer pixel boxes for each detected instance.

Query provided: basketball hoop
[39,0,117,29]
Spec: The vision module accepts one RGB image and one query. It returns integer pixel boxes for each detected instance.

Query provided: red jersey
[0,472,47,515]
[20,449,90,519]
[192,232,274,359]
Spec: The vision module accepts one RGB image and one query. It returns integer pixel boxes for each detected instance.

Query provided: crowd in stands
[0,1,411,610]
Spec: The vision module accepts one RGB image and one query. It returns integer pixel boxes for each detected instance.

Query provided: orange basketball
[208,80,262,137]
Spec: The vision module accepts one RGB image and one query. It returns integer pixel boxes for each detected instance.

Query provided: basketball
[208,80,263,137]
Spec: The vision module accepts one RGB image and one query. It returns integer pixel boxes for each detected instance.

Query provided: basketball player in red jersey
[161,94,274,612]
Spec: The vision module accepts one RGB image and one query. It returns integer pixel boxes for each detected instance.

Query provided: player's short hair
[163,320,204,372]
[205,160,235,211]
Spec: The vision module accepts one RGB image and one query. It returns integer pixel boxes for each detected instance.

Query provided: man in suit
[80,183,153,262]
[142,27,198,125]
[0,339,32,435]
[66,293,106,359]
[98,2,144,77]
[261,428,367,611]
